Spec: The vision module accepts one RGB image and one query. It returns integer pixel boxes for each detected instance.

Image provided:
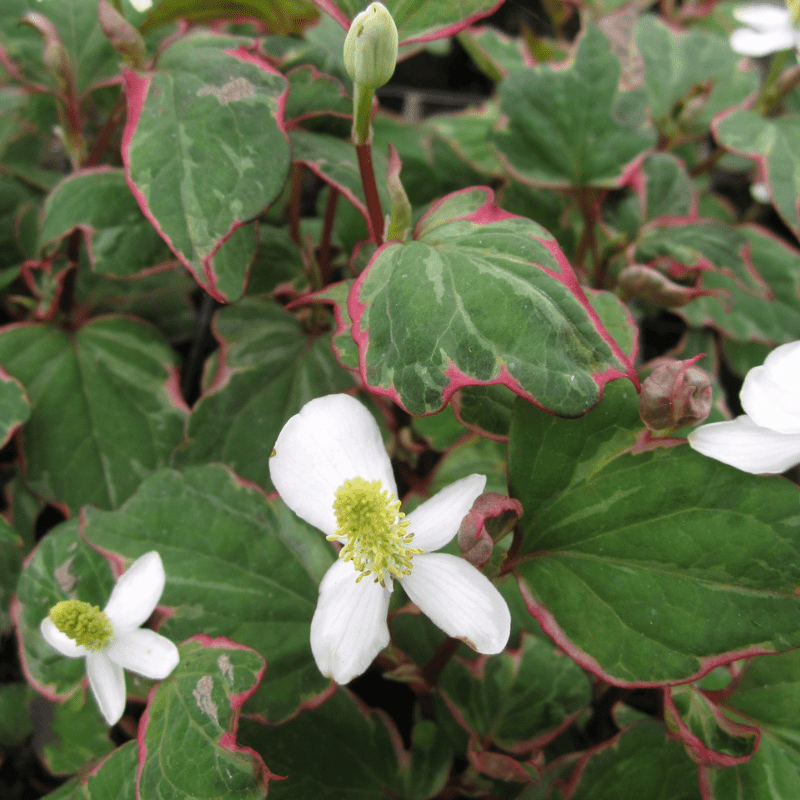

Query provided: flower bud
[344,2,398,90]
[639,356,712,432]
[98,0,147,69]
[618,264,710,308]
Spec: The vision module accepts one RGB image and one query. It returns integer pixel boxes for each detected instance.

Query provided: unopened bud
[344,2,398,90]
[98,0,147,69]
[639,356,712,432]
[21,13,74,94]
[457,493,523,567]
[618,264,709,308]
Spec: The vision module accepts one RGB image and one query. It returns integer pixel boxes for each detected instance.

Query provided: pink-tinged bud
[98,0,147,69]
[458,493,523,567]
[639,356,712,432]
[618,264,710,308]
[21,13,75,94]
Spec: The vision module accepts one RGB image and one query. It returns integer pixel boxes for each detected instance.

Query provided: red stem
[355,141,384,245]
[289,163,303,246]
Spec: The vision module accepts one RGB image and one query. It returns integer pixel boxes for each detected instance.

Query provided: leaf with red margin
[560,720,702,800]
[663,684,758,768]
[137,637,270,800]
[492,24,656,190]
[174,298,355,492]
[289,129,390,238]
[713,111,800,243]
[701,649,800,798]
[122,35,290,301]
[439,633,592,758]
[350,186,638,417]
[44,740,138,800]
[0,368,29,449]
[0,317,188,512]
[284,65,351,128]
[82,465,335,723]
[38,168,172,279]
[311,0,503,44]
[238,688,405,798]
[308,279,360,372]
[509,381,800,686]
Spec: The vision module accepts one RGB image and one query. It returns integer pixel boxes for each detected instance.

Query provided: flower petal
[103,551,165,630]
[730,26,797,55]
[310,559,391,684]
[688,415,800,474]
[40,617,89,658]
[270,394,396,536]
[733,4,792,31]
[129,0,153,11]
[740,341,800,434]
[86,652,126,726]
[401,553,510,654]
[106,628,179,680]
[405,474,486,553]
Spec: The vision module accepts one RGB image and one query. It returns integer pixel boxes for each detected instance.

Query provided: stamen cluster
[49,600,113,652]
[332,477,422,583]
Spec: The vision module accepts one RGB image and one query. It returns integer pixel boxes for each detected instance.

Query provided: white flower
[730,4,800,55]
[269,394,511,684]
[40,551,179,726]
[129,0,153,11]
[688,341,800,474]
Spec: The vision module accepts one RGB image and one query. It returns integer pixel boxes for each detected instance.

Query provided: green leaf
[703,650,800,798]
[45,741,138,800]
[492,24,655,189]
[175,298,354,492]
[0,317,187,511]
[82,465,335,721]
[429,435,507,497]
[284,65,351,125]
[138,638,269,800]
[451,384,516,440]
[397,720,453,800]
[0,684,34,747]
[15,520,114,700]
[41,691,114,776]
[664,225,800,345]
[39,169,172,278]
[509,382,800,684]
[353,186,637,416]
[0,369,30,449]
[124,35,290,301]
[142,0,320,35]
[714,110,800,242]
[0,516,23,631]
[238,689,403,799]
[568,721,702,800]
[312,0,502,44]
[638,16,758,135]
[439,633,592,752]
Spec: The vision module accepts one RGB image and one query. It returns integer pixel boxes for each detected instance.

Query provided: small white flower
[269,394,511,684]
[730,4,800,55]
[40,551,179,726]
[688,341,800,474]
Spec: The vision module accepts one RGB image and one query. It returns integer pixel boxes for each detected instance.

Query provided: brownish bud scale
[98,0,147,70]
[618,264,709,308]
[639,356,712,432]
[457,493,523,567]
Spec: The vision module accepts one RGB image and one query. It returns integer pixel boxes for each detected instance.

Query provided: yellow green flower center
[331,477,422,583]
[49,600,113,651]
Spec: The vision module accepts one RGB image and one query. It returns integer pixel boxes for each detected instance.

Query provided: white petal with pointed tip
[401,553,510,654]
[270,394,397,536]
[740,341,800,434]
[405,474,486,553]
[86,653,126,726]
[310,559,391,684]
[733,4,791,30]
[106,628,180,679]
[103,551,165,630]
[730,26,798,55]
[40,617,90,658]
[688,415,800,473]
